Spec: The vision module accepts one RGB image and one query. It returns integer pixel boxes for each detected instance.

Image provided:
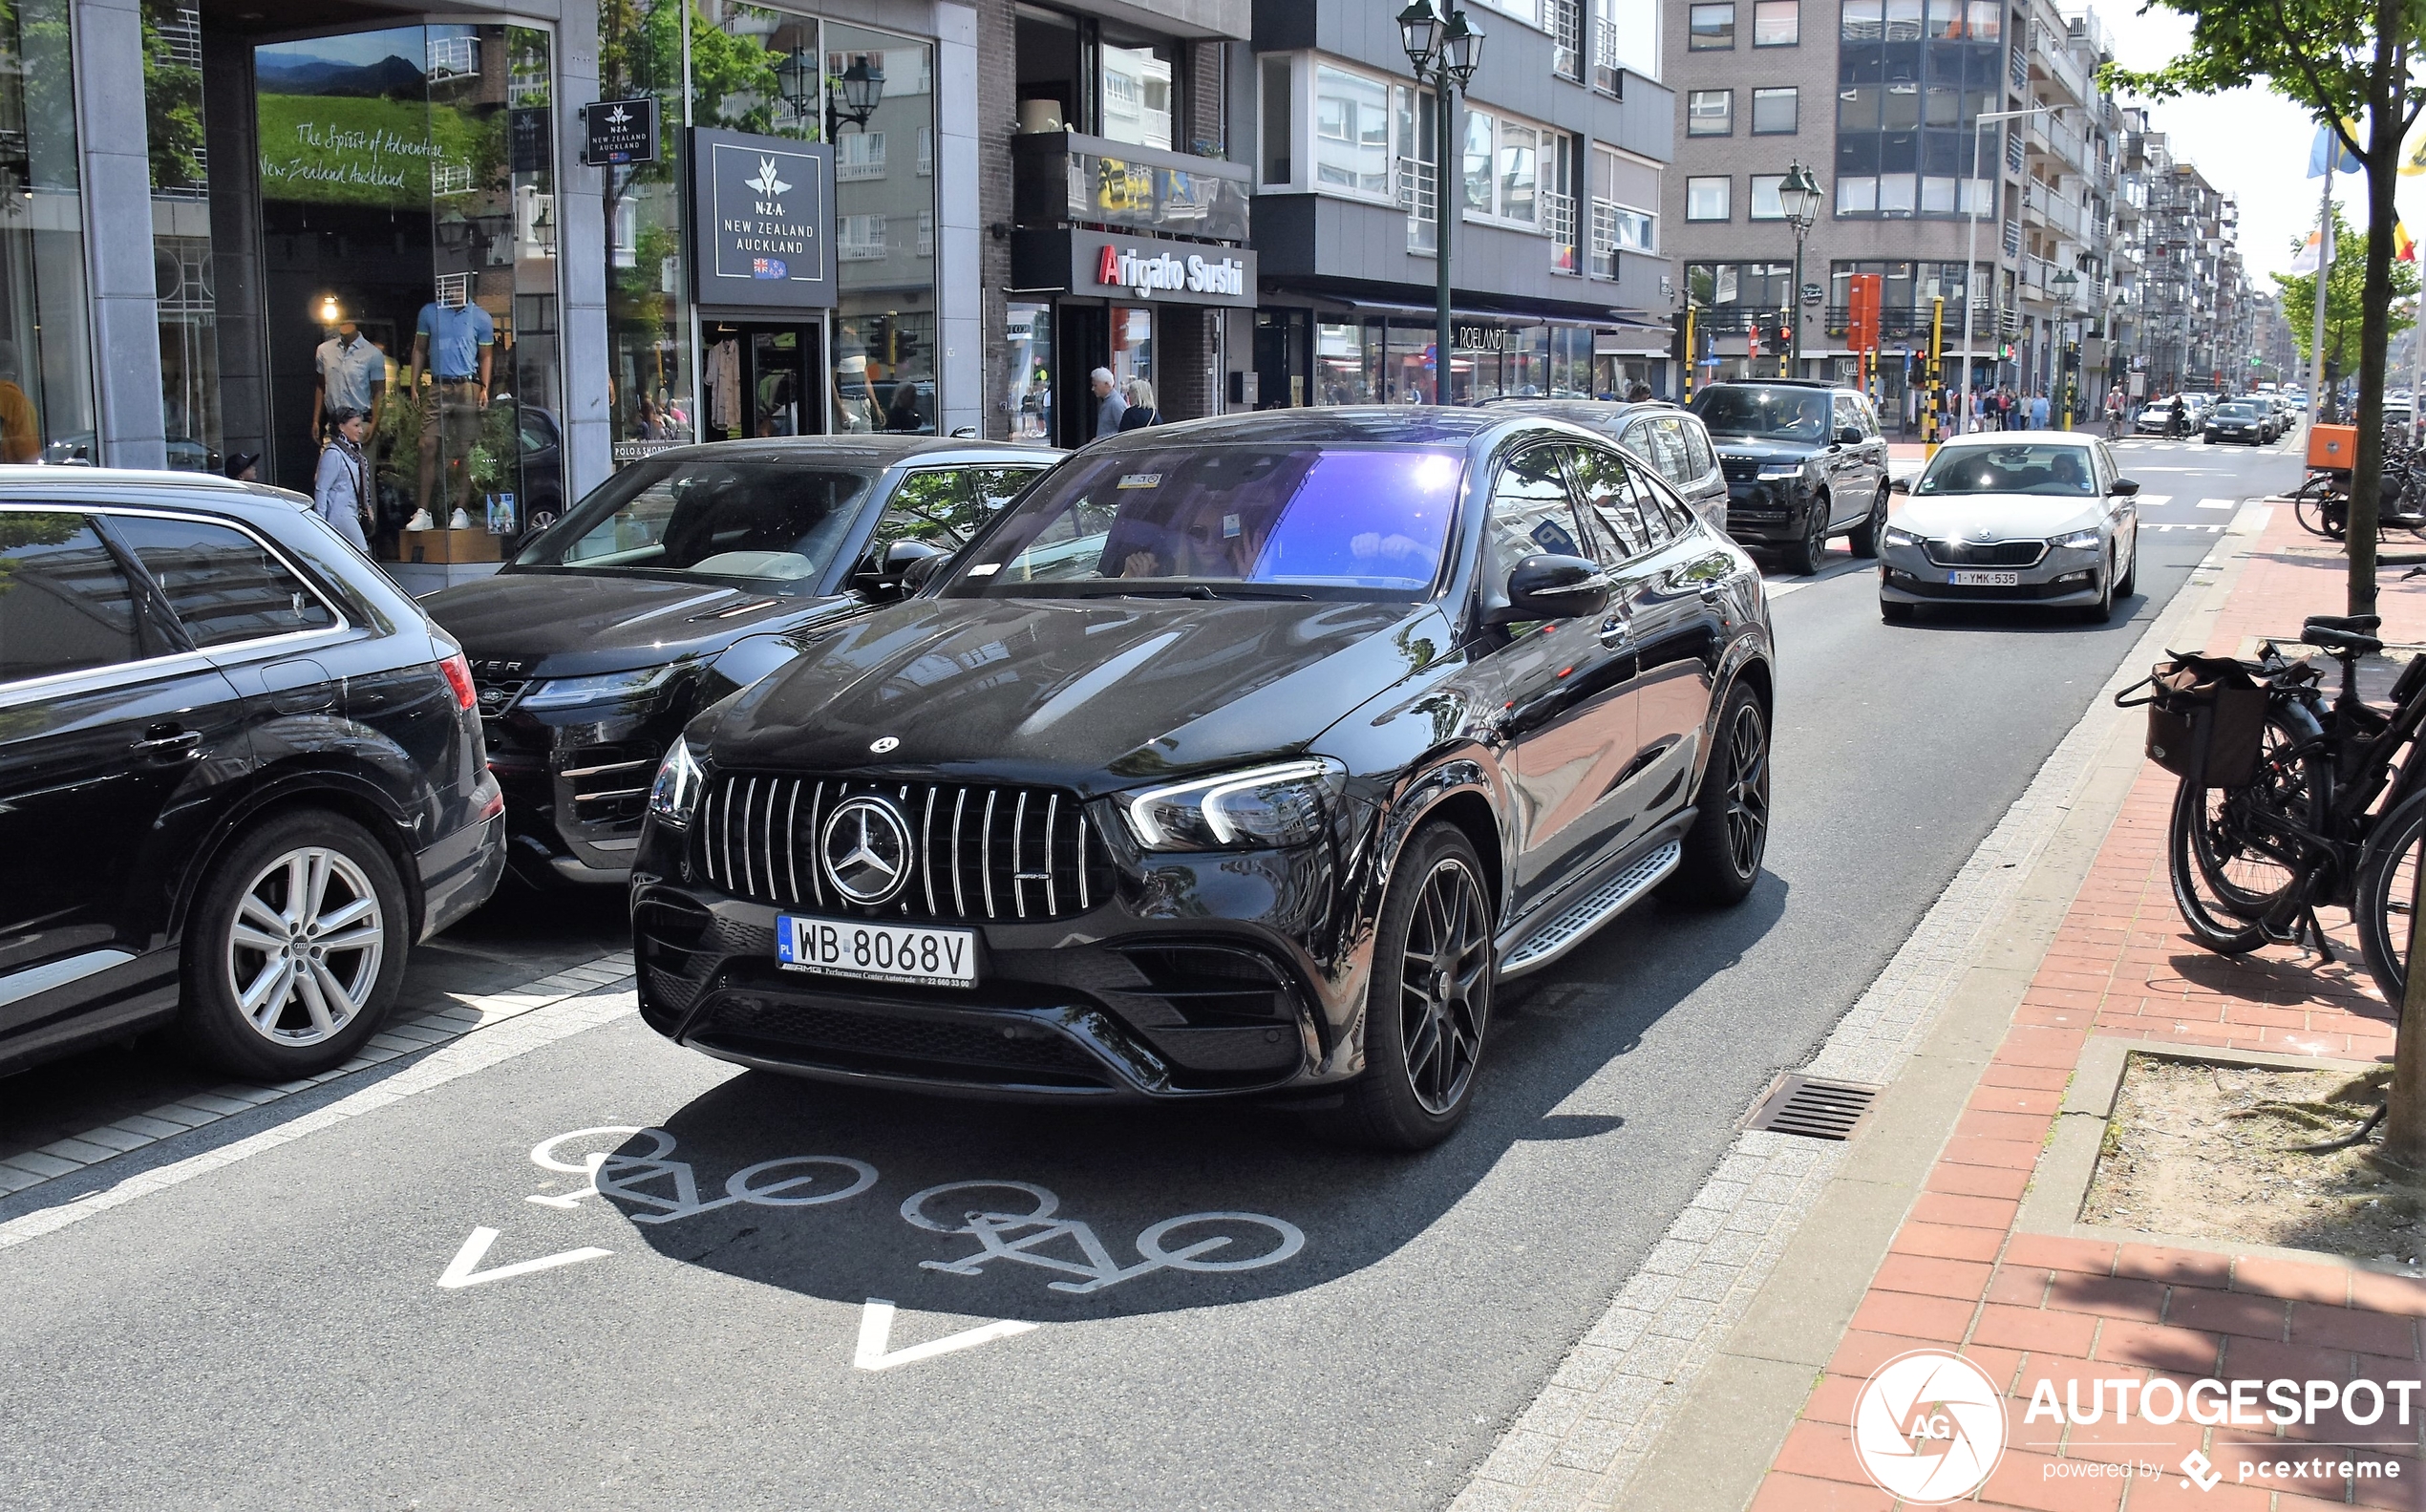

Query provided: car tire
[2115,536,2137,599]
[1881,597,1916,623]
[1849,486,1887,559]
[177,809,409,1078]
[1786,495,1831,575]
[1664,682,1771,907]
[2080,551,2117,624]
[1325,821,1496,1152]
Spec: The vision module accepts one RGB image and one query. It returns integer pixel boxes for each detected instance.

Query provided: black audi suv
[628,410,1777,1148]
[422,437,1058,887]
[0,471,503,1079]
[1690,380,1891,573]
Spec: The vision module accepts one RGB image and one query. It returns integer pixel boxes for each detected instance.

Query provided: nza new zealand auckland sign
[691,127,835,309]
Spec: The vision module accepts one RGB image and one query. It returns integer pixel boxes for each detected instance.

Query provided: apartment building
[1663,0,2139,422]
[2108,112,2254,394]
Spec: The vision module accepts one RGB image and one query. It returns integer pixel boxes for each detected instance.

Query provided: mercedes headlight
[1883,526,1920,547]
[647,737,707,828]
[1123,758,1349,851]
[517,663,683,712]
[2054,529,2103,550]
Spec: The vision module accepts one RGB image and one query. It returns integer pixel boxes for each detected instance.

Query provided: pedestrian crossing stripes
[2134,495,2172,508]
[2196,498,2236,509]
[2142,522,2225,532]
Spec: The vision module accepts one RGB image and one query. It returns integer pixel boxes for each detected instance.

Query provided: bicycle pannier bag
[2124,652,2267,788]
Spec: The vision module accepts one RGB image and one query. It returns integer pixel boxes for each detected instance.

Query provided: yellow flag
[2403,118,2426,176]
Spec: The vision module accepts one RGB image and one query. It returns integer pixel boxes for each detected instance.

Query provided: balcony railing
[1589,197,1618,279]
[2002,218,2023,257]
[1544,189,1578,274]
[1820,305,2000,341]
[1011,129,1251,243]
[1592,16,1624,94]
[1551,0,1583,79]
[2022,179,2085,240]
[1399,155,1437,256]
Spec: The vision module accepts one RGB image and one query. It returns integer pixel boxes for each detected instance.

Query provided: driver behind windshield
[1698,389,1829,441]
[1916,444,2096,496]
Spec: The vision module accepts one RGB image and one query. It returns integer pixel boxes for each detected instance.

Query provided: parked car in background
[0,471,504,1079]
[1481,398,1730,534]
[1690,380,1890,573]
[630,409,1775,1148]
[1878,433,2140,624]
[422,437,1060,888]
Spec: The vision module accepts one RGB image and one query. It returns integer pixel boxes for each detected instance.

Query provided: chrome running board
[1499,841,1681,979]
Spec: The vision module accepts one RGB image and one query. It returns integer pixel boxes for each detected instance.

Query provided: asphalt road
[0,435,2312,1512]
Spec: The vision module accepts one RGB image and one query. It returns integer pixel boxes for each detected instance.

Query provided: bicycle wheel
[2354,789,2426,1004]
[2294,489,2348,541]
[2186,713,2314,918]
[2169,775,2296,954]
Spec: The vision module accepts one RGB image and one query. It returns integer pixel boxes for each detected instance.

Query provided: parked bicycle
[2134,599,2426,1003]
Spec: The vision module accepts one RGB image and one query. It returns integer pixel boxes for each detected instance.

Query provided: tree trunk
[2347,30,2406,618]
[2389,846,2426,1167]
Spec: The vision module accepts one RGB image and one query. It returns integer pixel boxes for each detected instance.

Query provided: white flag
[2289,225,2331,275]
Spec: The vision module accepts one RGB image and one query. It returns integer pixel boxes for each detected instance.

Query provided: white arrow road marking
[852,1298,1037,1372]
[436,1226,613,1289]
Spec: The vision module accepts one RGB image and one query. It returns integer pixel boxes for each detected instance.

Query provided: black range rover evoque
[630,410,1777,1147]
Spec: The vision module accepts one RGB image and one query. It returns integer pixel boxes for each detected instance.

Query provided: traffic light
[1671,309,1691,368]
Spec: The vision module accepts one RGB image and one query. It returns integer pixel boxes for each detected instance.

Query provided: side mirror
[1487,553,1611,626]
[1888,475,1910,494]
[1837,426,1864,447]
[861,538,950,598]
[2110,478,2141,496]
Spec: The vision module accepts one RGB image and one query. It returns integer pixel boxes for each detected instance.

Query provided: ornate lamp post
[2050,266,2079,429]
[784,47,884,136]
[1399,1,1483,403]
[1776,161,1822,379]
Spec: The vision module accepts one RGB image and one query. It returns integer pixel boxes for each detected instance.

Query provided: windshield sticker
[1223,513,1242,539]
[1117,474,1162,490]
[967,563,1001,576]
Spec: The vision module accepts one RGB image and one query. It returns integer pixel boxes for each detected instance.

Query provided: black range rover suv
[1690,380,1891,573]
[629,410,1777,1148]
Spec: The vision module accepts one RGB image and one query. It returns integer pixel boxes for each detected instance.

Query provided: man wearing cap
[311,305,386,443]
[1091,367,1126,440]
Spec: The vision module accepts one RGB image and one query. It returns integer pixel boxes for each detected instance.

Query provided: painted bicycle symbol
[525,1125,877,1225]
[902,1181,1305,1295]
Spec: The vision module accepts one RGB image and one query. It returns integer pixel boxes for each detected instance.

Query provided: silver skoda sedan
[1877,432,2141,624]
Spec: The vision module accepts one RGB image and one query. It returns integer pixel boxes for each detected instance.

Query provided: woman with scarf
[312,407,373,553]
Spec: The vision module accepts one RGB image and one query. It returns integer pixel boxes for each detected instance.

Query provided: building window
[1687,176,1731,220]
[1689,3,1735,48]
[1753,0,1799,44]
[1837,0,2000,220]
[1100,40,1176,151]
[1751,87,1797,133]
[1453,105,1560,225]
[1688,90,1733,136]
[1261,55,1292,185]
[1314,64,1394,198]
[1500,121,1538,223]
[835,132,888,181]
[1749,173,1785,219]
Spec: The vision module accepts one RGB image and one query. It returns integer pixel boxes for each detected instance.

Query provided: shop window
[146,0,216,472]
[1006,302,1053,442]
[1689,3,1736,47]
[830,20,939,435]
[1686,177,1732,221]
[1752,87,1798,134]
[1688,91,1732,137]
[1753,0,1799,44]
[1314,322,1373,405]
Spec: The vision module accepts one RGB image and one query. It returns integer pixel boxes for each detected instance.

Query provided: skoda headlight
[518,662,682,712]
[1883,526,1920,548]
[2054,528,2103,551]
[647,737,707,828]
[1123,758,1349,851]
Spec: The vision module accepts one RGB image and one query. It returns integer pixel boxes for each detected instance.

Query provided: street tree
[2272,208,2422,374]
[2106,2,2426,623]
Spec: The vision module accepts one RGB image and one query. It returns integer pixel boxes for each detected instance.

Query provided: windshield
[513,456,874,585]
[1915,443,2099,498]
[944,444,1463,600]
[2217,403,2260,418]
[1692,388,1830,441]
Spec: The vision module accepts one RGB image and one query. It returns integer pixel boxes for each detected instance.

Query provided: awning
[1263,285,1670,338]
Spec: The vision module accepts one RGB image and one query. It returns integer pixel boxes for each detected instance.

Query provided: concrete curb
[1598,511,2273,1511]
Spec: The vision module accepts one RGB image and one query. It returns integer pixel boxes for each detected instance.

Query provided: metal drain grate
[1746,1074,1882,1140]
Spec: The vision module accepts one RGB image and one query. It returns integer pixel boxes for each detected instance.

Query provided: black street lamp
[1777,161,1822,378]
[785,48,884,137]
[2050,266,2079,429]
[1400,0,1483,403]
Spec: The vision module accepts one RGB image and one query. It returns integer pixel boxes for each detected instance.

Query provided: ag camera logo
[1852,1350,2007,1503]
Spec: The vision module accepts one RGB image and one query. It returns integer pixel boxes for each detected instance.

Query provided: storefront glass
[1006,300,1052,440]
[1388,321,1435,404]
[255,23,565,549]
[827,22,938,435]
[0,0,92,463]
[1107,303,1152,407]
[1313,321,1369,405]
[600,0,692,460]
[145,0,218,472]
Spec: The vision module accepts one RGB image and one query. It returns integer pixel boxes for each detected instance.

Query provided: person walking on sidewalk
[311,407,372,553]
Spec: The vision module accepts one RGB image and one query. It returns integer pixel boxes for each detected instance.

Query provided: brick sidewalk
[1744,506,2426,1512]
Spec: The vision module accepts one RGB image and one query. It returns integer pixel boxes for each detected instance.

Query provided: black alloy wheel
[1849,486,1887,559]
[1326,822,1495,1150]
[1664,683,1770,905]
[1786,495,1832,575]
